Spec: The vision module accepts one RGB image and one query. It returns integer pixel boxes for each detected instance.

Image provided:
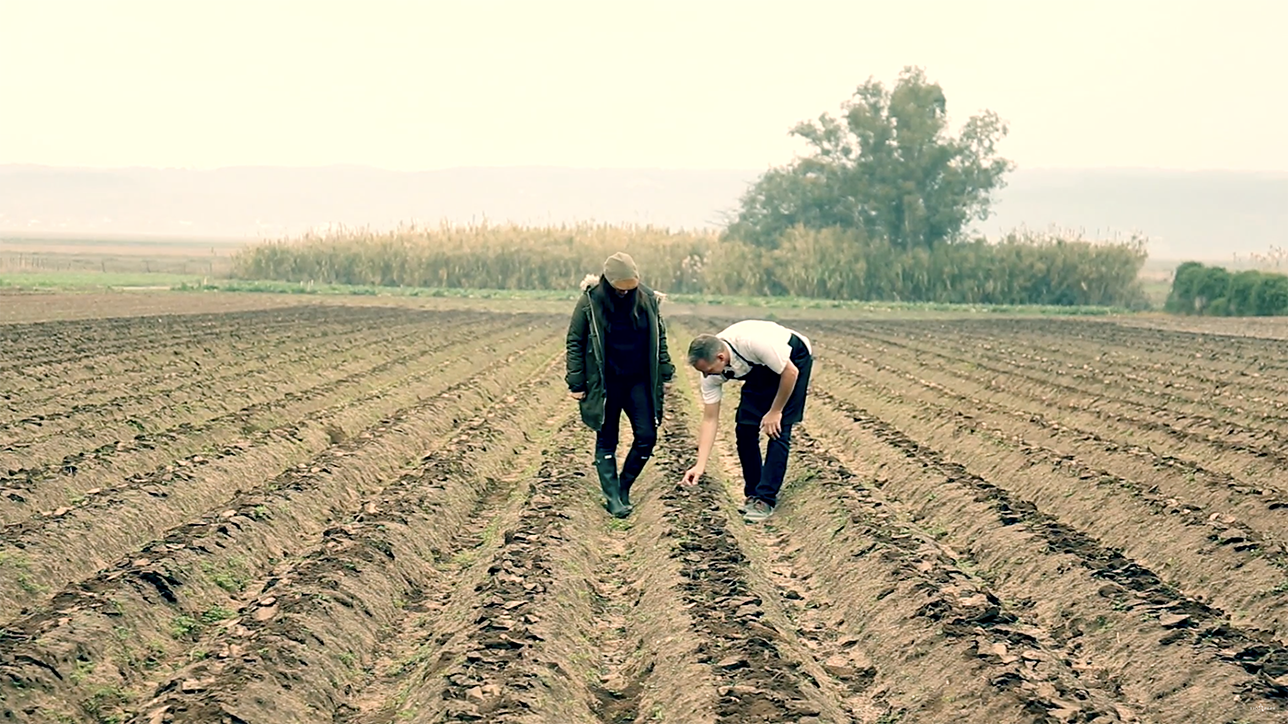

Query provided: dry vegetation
[230,223,1150,308]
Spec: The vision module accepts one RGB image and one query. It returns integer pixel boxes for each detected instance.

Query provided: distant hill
[1,164,1283,261]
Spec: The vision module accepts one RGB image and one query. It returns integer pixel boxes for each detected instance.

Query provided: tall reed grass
[231,222,1149,307]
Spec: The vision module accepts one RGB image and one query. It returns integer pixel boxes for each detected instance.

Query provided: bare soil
[2,298,1286,723]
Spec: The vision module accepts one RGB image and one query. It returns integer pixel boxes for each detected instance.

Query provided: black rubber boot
[617,439,654,511]
[618,472,636,509]
[595,455,630,518]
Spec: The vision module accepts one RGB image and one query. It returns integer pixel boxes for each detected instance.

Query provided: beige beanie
[603,252,639,290]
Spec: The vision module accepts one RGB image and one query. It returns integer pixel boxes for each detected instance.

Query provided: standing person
[679,320,814,523]
[566,252,675,518]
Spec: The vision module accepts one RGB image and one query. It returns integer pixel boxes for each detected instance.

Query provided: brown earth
[2,295,1287,723]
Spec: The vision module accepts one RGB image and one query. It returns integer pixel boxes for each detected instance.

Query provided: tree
[726,67,1014,250]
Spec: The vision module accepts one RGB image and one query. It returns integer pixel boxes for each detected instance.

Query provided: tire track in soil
[0,346,562,722]
[815,390,1288,711]
[129,369,570,724]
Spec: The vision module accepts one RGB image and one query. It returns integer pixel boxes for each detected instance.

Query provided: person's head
[603,252,639,298]
[687,334,730,377]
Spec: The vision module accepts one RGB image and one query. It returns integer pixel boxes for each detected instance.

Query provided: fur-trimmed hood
[579,273,666,305]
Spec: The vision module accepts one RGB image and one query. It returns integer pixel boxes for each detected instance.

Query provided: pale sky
[2,0,1285,172]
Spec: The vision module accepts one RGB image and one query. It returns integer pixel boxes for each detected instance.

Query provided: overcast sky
[2,0,1284,172]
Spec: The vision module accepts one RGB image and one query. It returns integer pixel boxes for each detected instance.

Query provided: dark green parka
[565,274,675,431]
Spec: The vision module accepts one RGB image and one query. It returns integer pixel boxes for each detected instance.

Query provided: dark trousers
[736,422,793,507]
[733,334,813,507]
[595,376,657,487]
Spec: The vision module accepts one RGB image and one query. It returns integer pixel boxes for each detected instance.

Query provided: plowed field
[3,297,1286,724]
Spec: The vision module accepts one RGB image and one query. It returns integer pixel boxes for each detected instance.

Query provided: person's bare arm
[682,401,721,485]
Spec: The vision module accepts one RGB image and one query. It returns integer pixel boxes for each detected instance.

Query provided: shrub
[1164,261,1288,317]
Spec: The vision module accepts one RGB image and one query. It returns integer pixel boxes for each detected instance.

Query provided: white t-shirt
[699,320,812,405]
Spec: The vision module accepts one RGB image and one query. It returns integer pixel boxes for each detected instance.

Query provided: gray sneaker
[744,498,774,523]
[737,496,753,514]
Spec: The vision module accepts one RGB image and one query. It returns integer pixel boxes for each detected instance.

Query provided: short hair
[687,334,725,366]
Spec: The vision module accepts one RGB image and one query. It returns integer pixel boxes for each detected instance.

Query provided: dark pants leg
[735,424,762,499]
[735,336,812,508]
[595,384,626,462]
[595,377,656,502]
[616,379,657,501]
[736,423,794,507]
[754,424,793,507]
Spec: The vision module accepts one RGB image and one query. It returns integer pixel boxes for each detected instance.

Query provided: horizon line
[3,162,1287,176]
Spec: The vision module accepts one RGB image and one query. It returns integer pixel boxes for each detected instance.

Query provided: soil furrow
[690,407,901,721]
[123,360,568,724]
[0,317,429,441]
[816,346,1288,576]
[650,393,838,724]
[0,306,351,377]
[813,390,1288,715]
[0,346,564,723]
[0,315,510,486]
[0,292,303,326]
[0,324,556,622]
[405,418,596,723]
[0,312,427,424]
[824,341,1288,514]
[816,368,1288,638]
[789,427,1136,723]
[334,455,553,724]
[812,329,1288,497]
[829,326,1288,464]
[926,321,1288,408]
[0,316,523,521]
